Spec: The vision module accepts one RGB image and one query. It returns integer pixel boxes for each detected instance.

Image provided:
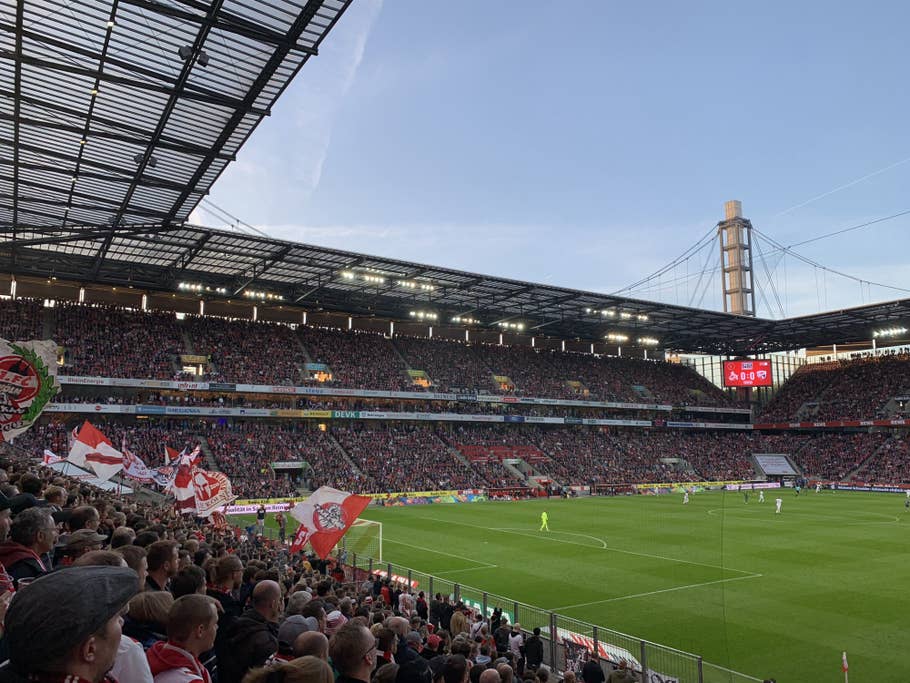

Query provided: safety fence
[343,553,763,683]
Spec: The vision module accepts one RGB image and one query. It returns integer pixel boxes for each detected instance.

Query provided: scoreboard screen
[723,359,772,388]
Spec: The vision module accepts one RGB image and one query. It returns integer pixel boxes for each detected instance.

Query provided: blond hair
[242,656,333,683]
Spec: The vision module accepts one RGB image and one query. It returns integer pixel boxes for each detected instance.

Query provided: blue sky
[196,1,910,318]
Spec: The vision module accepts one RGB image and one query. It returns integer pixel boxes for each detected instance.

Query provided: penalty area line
[383,538,497,568]
[551,573,764,611]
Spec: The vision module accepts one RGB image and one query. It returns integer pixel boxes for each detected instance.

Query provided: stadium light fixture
[873,326,907,338]
[637,314,649,322]
[452,316,480,325]
[340,271,355,280]
[606,333,629,342]
[619,312,632,320]
[497,322,525,331]
[638,336,659,346]
[410,311,438,321]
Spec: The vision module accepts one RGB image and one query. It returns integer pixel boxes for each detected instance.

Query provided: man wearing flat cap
[64,529,108,563]
[0,565,137,683]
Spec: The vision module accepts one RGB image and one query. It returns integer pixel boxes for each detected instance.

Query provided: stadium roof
[0,0,350,232]
[2,1,907,355]
[3,222,909,355]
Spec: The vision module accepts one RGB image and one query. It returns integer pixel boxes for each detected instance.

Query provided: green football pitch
[236,490,910,681]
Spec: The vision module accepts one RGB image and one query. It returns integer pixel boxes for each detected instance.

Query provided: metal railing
[344,552,762,683]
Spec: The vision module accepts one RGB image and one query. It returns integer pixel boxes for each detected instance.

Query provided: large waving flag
[120,440,157,485]
[166,451,234,517]
[0,339,60,442]
[42,449,64,466]
[289,486,371,559]
[67,421,124,482]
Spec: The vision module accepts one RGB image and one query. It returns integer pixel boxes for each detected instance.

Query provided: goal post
[339,517,382,563]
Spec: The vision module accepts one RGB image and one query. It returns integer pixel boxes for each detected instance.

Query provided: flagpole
[843,651,848,683]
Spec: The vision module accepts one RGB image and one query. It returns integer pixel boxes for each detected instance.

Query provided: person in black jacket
[217,579,281,682]
[524,627,545,672]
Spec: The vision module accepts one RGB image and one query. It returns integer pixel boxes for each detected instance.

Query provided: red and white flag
[164,446,183,466]
[289,486,371,559]
[120,440,156,485]
[842,652,849,673]
[42,449,63,466]
[191,468,235,518]
[168,459,198,514]
[67,421,124,482]
[167,459,234,517]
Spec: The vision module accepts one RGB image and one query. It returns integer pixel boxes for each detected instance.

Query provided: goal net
[338,518,382,563]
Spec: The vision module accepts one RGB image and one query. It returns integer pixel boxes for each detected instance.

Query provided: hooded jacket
[215,608,278,683]
[0,540,47,585]
[146,641,212,683]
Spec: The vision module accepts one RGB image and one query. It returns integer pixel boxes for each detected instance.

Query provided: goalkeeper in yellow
[540,510,549,532]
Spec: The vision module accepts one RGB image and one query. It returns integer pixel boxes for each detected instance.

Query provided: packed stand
[55,303,184,379]
[392,335,496,392]
[855,436,910,483]
[185,315,307,386]
[790,432,888,481]
[0,297,44,341]
[298,327,412,391]
[761,354,910,422]
[332,424,479,492]
[472,344,578,398]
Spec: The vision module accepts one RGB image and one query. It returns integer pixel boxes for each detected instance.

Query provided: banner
[0,339,60,442]
[42,449,64,466]
[67,421,124,482]
[121,443,157,484]
[290,486,371,559]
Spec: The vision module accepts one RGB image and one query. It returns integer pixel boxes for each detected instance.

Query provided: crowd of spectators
[393,336,496,392]
[299,327,412,392]
[56,303,184,379]
[789,432,888,481]
[185,315,308,386]
[332,424,480,492]
[0,297,44,341]
[856,436,910,483]
[0,444,576,683]
[761,353,910,422]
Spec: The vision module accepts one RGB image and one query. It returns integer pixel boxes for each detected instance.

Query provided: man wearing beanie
[0,565,136,683]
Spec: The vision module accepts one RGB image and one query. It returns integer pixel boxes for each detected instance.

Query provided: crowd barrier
[342,552,763,683]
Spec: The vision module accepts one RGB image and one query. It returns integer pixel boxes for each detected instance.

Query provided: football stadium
[1,2,909,682]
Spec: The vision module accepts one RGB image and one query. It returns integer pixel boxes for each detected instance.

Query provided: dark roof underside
[3,223,908,355]
[0,0,350,233]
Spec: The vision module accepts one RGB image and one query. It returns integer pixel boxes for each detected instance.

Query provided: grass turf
[236,490,910,681]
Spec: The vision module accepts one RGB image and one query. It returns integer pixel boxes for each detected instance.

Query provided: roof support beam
[0,51,267,115]
[0,158,189,193]
[118,0,319,55]
[169,232,211,274]
[164,0,351,223]
[10,0,24,264]
[232,245,292,295]
[0,111,235,161]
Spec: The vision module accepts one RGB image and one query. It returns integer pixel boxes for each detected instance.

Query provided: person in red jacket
[146,594,219,683]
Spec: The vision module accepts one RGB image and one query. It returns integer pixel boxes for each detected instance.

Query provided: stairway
[846,436,894,481]
[194,436,220,472]
[325,432,365,476]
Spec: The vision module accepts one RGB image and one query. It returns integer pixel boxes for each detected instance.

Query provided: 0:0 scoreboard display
[723,359,772,387]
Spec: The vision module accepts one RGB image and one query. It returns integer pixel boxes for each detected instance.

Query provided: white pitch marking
[436,565,499,575]
[420,516,755,576]
[384,538,497,568]
[551,573,764,611]
[495,528,608,549]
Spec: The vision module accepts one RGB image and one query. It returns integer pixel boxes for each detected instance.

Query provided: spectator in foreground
[0,507,57,586]
[217,579,281,681]
[147,594,219,683]
[0,566,136,683]
[330,621,377,683]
